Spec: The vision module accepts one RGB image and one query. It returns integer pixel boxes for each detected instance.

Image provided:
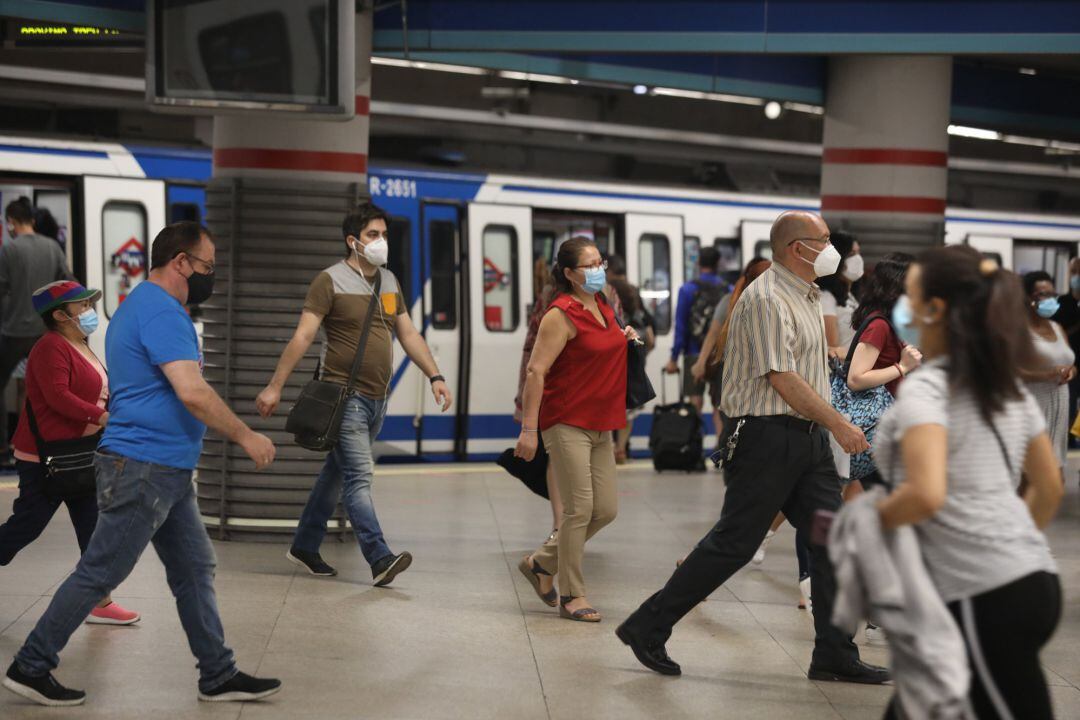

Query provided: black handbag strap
[24,399,47,458]
[339,269,383,391]
[842,313,897,380]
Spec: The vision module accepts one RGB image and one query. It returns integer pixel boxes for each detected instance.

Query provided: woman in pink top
[0,281,138,625]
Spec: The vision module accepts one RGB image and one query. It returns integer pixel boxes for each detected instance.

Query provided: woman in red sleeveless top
[515,237,637,622]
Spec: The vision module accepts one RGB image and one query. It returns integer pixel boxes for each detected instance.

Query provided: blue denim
[15,452,237,693]
[293,395,391,567]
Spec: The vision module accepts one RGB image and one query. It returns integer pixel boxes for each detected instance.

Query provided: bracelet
[521,428,538,433]
[894,363,905,377]
[429,374,445,384]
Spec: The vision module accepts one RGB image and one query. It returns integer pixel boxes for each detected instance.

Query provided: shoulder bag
[286,271,382,452]
[25,400,101,501]
[611,297,656,410]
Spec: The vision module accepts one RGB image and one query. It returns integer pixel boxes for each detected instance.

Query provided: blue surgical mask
[891,295,921,346]
[73,308,99,336]
[1070,276,1080,293]
[581,267,606,294]
[1036,298,1060,319]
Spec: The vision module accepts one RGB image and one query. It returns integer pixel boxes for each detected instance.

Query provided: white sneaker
[799,576,812,610]
[752,530,775,565]
[865,622,887,644]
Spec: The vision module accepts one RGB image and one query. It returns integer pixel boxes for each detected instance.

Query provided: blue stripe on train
[0,143,109,159]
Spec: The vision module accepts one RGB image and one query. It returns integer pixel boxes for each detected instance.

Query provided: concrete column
[821,56,953,258]
[198,12,373,541]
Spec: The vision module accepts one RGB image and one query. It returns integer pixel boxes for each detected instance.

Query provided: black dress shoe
[616,621,681,676]
[808,658,891,685]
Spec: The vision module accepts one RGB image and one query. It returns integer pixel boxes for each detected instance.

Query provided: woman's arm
[691,319,723,382]
[878,424,948,529]
[36,345,107,426]
[847,342,902,391]
[1021,432,1064,528]
[515,310,573,460]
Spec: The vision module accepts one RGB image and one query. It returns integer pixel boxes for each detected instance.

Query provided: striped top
[720,263,829,418]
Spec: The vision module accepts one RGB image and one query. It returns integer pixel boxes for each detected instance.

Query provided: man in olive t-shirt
[256,202,451,588]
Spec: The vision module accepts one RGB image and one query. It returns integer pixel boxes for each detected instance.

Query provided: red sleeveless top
[538,293,628,432]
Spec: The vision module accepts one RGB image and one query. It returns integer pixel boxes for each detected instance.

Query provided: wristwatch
[429,374,445,384]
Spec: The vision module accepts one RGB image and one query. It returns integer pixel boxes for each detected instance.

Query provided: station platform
[1,460,1078,720]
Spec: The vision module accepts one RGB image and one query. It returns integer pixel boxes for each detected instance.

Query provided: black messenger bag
[286,271,381,452]
[25,400,101,501]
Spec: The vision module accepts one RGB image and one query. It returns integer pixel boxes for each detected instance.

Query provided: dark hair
[699,246,720,271]
[150,221,211,270]
[851,252,915,329]
[1022,270,1054,297]
[916,245,1034,421]
[553,236,596,294]
[33,207,60,241]
[342,202,390,255]
[607,253,627,277]
[5,196,32,224]
[816,230,857,306]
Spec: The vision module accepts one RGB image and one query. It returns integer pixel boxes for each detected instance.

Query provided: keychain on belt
[710,418,746,469]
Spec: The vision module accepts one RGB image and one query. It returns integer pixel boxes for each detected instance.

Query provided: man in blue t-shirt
[4,223,282,707]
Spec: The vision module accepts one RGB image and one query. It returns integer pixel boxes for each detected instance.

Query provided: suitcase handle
[660,366,682,405]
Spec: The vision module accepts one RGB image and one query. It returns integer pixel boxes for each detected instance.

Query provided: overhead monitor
[147,0,355,119]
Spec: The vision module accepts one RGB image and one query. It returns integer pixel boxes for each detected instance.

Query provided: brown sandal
[518,556,558,607]
[559,596,601,623]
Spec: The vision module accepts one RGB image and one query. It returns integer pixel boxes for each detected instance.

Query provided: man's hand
[432,380,453,412]
[663,359,680,375]
[238,430,276,469]
[690,358,706,383]
[832,420,870,455]
[255,385,281,418]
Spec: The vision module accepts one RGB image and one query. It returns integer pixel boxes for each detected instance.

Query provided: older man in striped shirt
[617,211,889,685]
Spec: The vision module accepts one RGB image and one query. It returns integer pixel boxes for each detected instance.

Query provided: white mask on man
[841,254,865,283]
[354,237,388,266]
[798,241,842,278]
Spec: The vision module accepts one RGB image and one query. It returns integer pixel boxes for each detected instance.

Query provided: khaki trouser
[532,423,618,598]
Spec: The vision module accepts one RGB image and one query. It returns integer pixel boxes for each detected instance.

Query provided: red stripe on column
[213,147,367,174]
[823,148,947,167]
[355,95,370,116]
[821,195,946,214]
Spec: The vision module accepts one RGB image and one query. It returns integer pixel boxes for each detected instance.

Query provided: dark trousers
[885,571,1061,720]
[0,460,97,565]
[0,335,40,449]
[623,419,858,666]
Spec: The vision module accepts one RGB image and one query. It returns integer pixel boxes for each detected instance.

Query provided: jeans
[15,452,236,692]
[293,395,391,567]
[0,461,97,565]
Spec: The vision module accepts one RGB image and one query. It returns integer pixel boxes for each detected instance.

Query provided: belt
[739,415,818,434]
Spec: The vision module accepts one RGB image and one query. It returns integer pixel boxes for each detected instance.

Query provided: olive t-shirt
[304,261,407,399]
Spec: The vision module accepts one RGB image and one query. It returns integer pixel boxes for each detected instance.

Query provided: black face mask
[186,270,215,305]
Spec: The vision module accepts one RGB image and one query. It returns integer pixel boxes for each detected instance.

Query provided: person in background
[0,197,71,468]
[607,254,654,464]
[515,237,635,622]
[4,222,281,707]
[0,281,138,626]
[665,246,724,412]
[817,231,862,358]
[1021,271,1076,474]
[877,246,1063,720]
[1051,256,1080,451]
[256,202,451,587]
[32,208,63,249]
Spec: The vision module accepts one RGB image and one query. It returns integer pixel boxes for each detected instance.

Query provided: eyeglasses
[184,252,215,275]
[788,236,831,247]
[577,260,608,271]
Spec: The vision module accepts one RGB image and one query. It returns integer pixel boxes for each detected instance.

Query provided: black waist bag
[26,400,101,501]
[286,271,381,452]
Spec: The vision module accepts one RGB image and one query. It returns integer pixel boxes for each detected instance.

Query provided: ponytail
[552,236,594,295]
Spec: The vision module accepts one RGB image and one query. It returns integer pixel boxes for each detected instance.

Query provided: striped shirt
[721,263,829,418]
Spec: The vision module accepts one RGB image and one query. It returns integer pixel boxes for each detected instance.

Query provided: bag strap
[24,399,47,458]
[343,270,383,391]
[842,313,897,379]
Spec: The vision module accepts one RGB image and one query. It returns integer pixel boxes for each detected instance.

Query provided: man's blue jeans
[15,452,237,693]
[293,395,391,567]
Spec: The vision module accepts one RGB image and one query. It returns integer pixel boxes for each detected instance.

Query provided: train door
[964,234,1014,269]
[467,203,531,458]
[419,201,465,459]
[626,213,683,397]
[740,220,774,263]
[83,176,166,360]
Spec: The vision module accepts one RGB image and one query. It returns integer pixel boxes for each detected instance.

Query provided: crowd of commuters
[0,198,1071,719]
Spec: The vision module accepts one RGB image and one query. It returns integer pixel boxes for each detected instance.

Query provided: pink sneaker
[86,602,140,626]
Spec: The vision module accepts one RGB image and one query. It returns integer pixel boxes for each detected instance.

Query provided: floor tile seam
[481,474,553,720]
[241,568,297,720]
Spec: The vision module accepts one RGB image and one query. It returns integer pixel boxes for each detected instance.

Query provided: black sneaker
[3,661,86,707]
[286,547,337,576]
[372,551,412,587]
[198,671,282,703]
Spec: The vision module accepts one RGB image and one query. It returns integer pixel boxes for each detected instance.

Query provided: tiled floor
[1,460,1079,719]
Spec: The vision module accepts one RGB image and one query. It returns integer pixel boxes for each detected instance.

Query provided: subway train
[2,134,1080,460]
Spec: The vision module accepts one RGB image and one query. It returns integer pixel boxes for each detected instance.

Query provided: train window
[170,202,200,224]
[101,201,148,319]
[429,219,457,330]
[386,217,411,312]
[482,224,519,332]
[638,233,672,335]
[684,236,701,281]
[754,240,773,260]
[715,238,742,272]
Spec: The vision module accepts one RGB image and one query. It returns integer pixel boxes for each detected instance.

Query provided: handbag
[496,441,550,500]
[25,400,100,501]
[830,314,897,481]
[612,302,656,410]
[286,271,382,451]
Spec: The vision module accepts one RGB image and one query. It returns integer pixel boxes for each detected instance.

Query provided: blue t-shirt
[101,282,205,469]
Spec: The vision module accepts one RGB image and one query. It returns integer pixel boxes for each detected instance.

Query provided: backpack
[688,280,723,345]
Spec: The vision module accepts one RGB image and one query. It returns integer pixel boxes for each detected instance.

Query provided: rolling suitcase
[649,373,706,472]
